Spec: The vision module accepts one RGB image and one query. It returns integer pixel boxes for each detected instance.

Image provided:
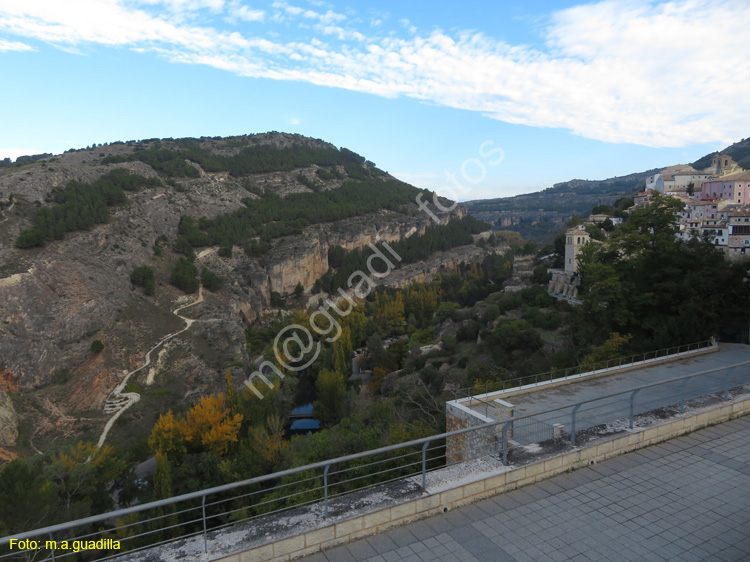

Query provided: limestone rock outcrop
[0,390,18,447]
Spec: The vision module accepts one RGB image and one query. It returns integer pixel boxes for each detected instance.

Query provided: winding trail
[0,200,14,224]
[95,285,204,449]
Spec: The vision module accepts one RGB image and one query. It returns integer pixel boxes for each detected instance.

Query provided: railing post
[323,464,331,518]
[724,370,730,401]
[201,495,208,553]
[680,378,689,413]
[502,421,512,465]
[571,404,582,446]
[421,441,429,490]
[629,389,640,429]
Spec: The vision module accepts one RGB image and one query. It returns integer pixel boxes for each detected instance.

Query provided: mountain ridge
[0,132,494,456]
[464,137,750,242]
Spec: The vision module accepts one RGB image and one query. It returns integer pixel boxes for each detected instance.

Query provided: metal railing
[454,338,715,401]
[0,351,746,562]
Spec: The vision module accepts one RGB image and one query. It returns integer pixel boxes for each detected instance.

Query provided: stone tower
[712,154,740,177]
[564,225,590,274]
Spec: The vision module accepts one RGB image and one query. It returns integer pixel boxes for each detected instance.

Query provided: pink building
[699,170,750,204]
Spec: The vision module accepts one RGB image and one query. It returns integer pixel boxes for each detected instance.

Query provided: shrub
[170,258,199,293]
[482,304,500,324]
[201,267,223,292]
[131,265,155,295]
[173,237,195,260]
[90,340,104,353]
[531,265,551,285]
[457,320,480,342]
[131,265,154,285]
[218,244,232,258]
[270,291,284,307]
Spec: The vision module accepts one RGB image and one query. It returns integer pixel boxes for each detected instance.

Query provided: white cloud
[399,18,417,34]
[316,24,364,41]
[272,1,345,24]
[1,0,749,147]
[0,38,33,51]
[289,117,301,125]
[134,0,225,13]
[230,3,265,22]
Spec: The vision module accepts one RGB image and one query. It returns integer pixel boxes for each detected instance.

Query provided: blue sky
[1,0,748,200]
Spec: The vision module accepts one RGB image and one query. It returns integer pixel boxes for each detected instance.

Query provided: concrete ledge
[214,392,748,562]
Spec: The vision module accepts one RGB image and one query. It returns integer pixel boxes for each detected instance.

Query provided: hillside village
[548,153,750,301]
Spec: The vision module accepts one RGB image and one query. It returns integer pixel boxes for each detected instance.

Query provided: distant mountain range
[465,137,750,242]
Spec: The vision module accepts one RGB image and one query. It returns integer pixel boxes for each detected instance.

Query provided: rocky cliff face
[261,206,467,299]
[0,390,17,447]
[0,133,483,455]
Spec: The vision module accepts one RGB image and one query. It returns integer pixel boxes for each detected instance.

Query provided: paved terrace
[302,416,750,562]
[466,343,750,427]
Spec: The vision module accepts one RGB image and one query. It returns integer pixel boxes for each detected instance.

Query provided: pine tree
[333,327,353,375]
[151,452,179,539]
[313,369,347,427]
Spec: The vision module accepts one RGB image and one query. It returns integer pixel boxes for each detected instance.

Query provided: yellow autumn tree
[248,414,289,469]
[149,394,243,457]
[373,291,405,334]
[149,410,188,456]
[183,394,243,456]
[367,366,388,394]
[582,333,632,368]
[343,307,368,347]
[333,326,353,374]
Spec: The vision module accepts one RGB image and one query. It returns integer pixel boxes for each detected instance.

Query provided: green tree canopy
[578,193,748,352]
[170,258,199,293]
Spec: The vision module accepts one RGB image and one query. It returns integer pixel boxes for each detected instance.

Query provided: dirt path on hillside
[95,285,204,449]
[0,200,15,224]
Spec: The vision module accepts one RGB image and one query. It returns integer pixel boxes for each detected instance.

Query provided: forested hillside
[692,137,750,170]
[0,132,487,474]
[464,169,654,242]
